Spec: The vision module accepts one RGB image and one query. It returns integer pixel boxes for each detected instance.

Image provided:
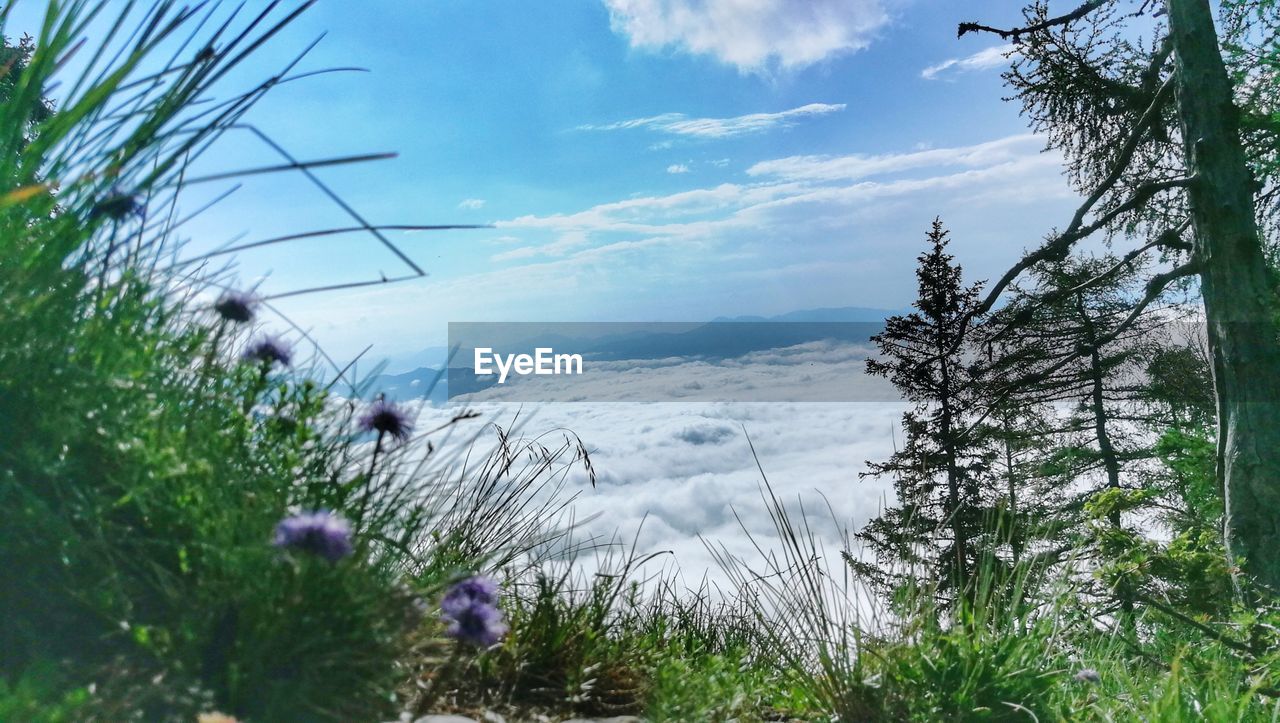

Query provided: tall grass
[0,3,581,720]
[710,443,1280,722]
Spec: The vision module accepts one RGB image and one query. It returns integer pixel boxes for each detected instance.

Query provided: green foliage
[439,550,799,719]
[0,3,578,720]
[0,664,95,723]
[647,649,798,723]
[486,568,651,712]
[878,612,1066,721]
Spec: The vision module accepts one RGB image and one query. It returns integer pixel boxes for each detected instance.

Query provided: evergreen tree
[1135,333,1235,615]
[988,255,1169,619]
[855,219,993,605]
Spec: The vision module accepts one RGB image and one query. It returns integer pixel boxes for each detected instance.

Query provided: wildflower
[90,186,145,221]
[272,510,353,563]
[358,397,414,442]
[214,290,257,323]
[1073,668,1101,684]
[444,601,508,647]
[242,335,292,367]
[441,575,506,647]
[440,574,499,615]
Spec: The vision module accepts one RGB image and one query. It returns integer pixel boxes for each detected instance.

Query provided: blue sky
[16,1,1084,365]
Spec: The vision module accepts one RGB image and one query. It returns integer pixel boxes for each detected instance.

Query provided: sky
[10,0,1083,366]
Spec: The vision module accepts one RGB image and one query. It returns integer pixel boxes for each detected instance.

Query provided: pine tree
[855,219,993,604]
[987,254,1170,619]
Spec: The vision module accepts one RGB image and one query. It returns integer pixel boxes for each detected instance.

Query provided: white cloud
[458,198,486,210]
[604,0,890,72]
[667,163,690,174]
[496,136,1060,241]
[746,134,1044,182]
[273,134,1077,366]
[460,135,1071,271]
[406,398,905,587]
[490,230,591,262]
[921,44,1015,81]
[580,102,845,139]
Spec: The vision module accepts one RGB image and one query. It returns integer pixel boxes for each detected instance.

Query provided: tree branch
[959,0,1111,40]
[959,260,1200,440]
[972,76,1179,319]
[978,219,1190,350]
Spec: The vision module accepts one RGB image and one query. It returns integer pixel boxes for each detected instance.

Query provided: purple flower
[242,335,292,367]
[272,510,353,563]
[91,186,145,221]
[444,601,508,647]
[358,398,414,442]
[214,291,258,324]
[441,576,506,647]
[441,575,500,616]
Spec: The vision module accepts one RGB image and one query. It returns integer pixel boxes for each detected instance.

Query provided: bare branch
[959,0,1111,40]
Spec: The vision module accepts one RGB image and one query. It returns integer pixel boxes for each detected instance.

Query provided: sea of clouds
[406,339,908,594]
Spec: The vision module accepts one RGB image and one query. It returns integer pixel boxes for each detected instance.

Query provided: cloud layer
[746,134,1044,182]
[453,339,898,403]
[578,102,846,139]
[604,0,890,71]
[413,399,905,588]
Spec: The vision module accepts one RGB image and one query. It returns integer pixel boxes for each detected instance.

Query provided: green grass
[5,2,1280,722]
[0,3,577,719]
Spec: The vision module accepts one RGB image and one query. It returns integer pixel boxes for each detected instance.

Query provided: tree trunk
[1002,410,1022,564]
[1074,293,1123,525]
[1167,0,1280,592]
[1075,292,1134,616]
[938,357,967,595]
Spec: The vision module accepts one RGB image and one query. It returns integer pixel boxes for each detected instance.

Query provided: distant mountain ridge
[711,306,902,323]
